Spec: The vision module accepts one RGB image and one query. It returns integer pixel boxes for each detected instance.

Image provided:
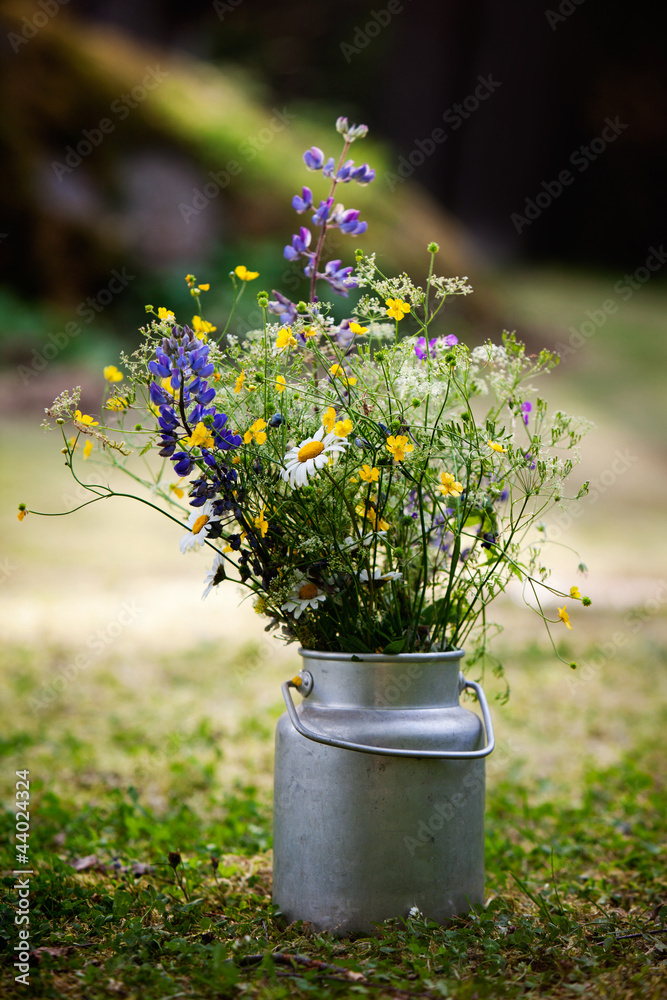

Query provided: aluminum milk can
[273,648,495,935]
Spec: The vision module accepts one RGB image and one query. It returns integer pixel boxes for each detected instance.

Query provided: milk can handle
[281,671,495,759]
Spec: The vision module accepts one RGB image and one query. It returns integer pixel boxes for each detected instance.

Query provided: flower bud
[427,242,439,254]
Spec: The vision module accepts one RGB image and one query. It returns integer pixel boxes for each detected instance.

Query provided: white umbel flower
[281,425,348,489]
[281,579,328,619]
[179,500,220,553]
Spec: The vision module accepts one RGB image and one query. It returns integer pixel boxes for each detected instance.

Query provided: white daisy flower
[202,552,225,599]
[281,425,348,489]
[359,568,402,584]
[281,579,328,619]
[179,500,220,553]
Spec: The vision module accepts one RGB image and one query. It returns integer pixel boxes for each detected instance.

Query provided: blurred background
[1,0,666,798]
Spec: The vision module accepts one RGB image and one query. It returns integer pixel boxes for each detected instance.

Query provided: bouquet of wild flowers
[25,117,591,675]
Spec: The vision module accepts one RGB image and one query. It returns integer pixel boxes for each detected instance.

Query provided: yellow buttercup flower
[349,321,368,335]
[234,370,246,394]
[169,482,185,499]
[439,471,463,498]
[157,307,175,321]
[558,606,573,630]
[329,363,357,386]
[570,586,582,600]
[17,505,27,521]
[74,410,99,427]
[83,440,93,460]
[254,507,269,538]
[334,418,353,438]
[198,283,210,291]
[322,406,336,433]
[244,419,267,445]
[192,315,217,335]
[303,326,317,338]
[355,500,391,532]
[186,421,214,450]
[235,265,259,281]
[359,464,379,483]
[104,365,123,383]
[386,434,413,463]
[385,298,410,321]
[488,440,506,454]
[276,327,297,352]
[275,375,287,393]
[105,397,128,411]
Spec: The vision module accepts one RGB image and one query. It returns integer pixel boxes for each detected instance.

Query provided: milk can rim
[298,647,465,663]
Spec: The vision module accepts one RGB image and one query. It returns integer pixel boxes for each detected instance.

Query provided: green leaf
[338,635,372,654]
[382,638,406,654]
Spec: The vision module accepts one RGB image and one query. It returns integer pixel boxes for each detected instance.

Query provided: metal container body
[273,649,487,935]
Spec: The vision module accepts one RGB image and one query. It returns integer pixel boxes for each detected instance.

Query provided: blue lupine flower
[172,452,195,476]
[283,226,312,261]
[312,198,334,226]
[334,318,354,348]
[520,401,532,425]
[322,259,357,295]
[354,436,371,449]
[292,186,313,213]
[336,159,355,182]
[338,209,367,236]
[268,290,298,326]
[268,413,285,427]
[323,156,336,179]
[444,334,458,347]
[303,146,324,170]
[351,163,375,185]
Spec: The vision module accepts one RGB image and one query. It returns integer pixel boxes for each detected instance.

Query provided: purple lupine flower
[334,318,355,348]
[268,290,298,325]
[444,334,458,347]
[303,146,324,170]
[312,197,334,226]
[284,226,312,261]
[520,401,532,425]
[351,163,375,185]
[415,337,438,360]
[336,158,355,182]
[322,156,336,179]
[322,260,357,295]
[338,209,367,236]
[292,186,313,213]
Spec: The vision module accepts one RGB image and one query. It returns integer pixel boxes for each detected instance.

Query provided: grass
[1,610,666,999]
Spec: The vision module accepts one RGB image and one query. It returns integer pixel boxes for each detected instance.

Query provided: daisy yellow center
[192,515,209,535]
[298,441,325,462]
[298,582,319,600]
